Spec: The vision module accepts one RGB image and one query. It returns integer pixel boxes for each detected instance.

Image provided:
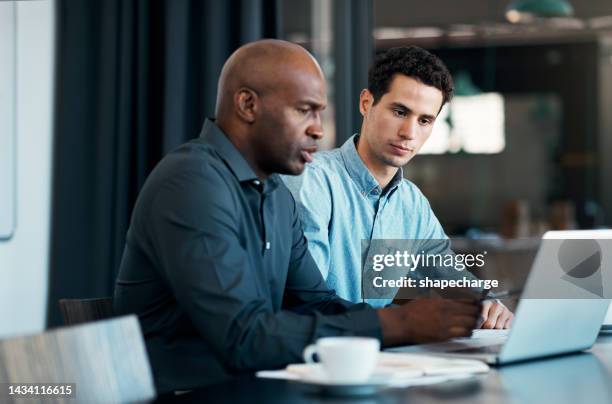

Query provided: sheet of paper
[470,329,510,339]
[256,352,489,385]
[387,373,477,388]
[256,369,301,380]
[378,352,489,375]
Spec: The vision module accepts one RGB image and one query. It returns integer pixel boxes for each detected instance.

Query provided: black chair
[59,297,114,325]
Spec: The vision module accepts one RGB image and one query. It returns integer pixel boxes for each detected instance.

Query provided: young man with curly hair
[284,46,513,329]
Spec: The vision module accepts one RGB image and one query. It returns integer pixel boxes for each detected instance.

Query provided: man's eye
[297,108,310,115]
[393,109,406,117]
[419,118,432,126]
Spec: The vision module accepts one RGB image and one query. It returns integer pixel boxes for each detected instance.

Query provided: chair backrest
[0,315,156,403]
[59,297,114,325]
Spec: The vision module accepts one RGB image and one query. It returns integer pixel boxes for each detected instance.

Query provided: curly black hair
[368,46,454,107]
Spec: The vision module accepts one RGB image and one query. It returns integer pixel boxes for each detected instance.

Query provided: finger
[482,304,503,329]
[481,304,501,329]
[496,306,514,329]
[492,304,512,329]
[480,300,492,316]
[495,311,510,329]
[477,301,492,328]
[503,313,514,329]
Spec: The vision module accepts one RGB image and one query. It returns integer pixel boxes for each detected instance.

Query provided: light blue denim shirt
[283,135,460,308]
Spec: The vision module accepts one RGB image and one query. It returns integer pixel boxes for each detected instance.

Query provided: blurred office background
[1,0,611,336]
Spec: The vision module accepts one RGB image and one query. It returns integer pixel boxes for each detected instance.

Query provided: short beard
[379,152,411,168]
[259,157,301,177]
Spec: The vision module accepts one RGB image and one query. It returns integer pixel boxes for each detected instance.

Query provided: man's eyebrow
[300,99,327,109]
[389,102,410,112]
[390,102,436,120]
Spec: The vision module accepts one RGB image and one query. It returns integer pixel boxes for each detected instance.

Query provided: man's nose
[306,114,324,140]
[399,118,418,140]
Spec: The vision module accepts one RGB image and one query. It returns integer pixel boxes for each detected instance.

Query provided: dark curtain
[47,0,279,327]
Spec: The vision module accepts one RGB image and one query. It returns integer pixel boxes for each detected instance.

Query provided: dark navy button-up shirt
[113,120,381,393]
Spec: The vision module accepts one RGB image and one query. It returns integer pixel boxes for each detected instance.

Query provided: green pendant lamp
[505,0,574,23]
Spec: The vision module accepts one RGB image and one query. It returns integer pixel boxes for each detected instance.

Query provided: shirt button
[265,241,271,250]
[253,180,261,186]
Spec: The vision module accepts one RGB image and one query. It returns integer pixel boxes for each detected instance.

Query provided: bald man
[113,40,480,392]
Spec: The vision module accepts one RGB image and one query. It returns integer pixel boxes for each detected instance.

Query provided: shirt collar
[198,119,280,193]
[340,134,403,196]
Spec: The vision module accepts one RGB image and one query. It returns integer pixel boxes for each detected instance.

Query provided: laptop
[390,230,612,365]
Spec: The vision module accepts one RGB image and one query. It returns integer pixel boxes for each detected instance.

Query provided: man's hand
[478,300,513,329]
[378,298,480,345]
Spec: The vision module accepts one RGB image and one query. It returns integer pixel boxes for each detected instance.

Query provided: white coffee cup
[302,337,380,383]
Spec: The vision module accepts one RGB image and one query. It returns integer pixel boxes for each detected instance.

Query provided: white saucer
[292,373,389,396]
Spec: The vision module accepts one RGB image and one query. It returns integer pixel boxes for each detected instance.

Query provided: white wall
[0,2,16,240]
[0,0,55,337]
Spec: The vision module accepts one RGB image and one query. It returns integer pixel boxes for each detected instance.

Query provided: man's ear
[359,89,373,117]
[234,87,258,123]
